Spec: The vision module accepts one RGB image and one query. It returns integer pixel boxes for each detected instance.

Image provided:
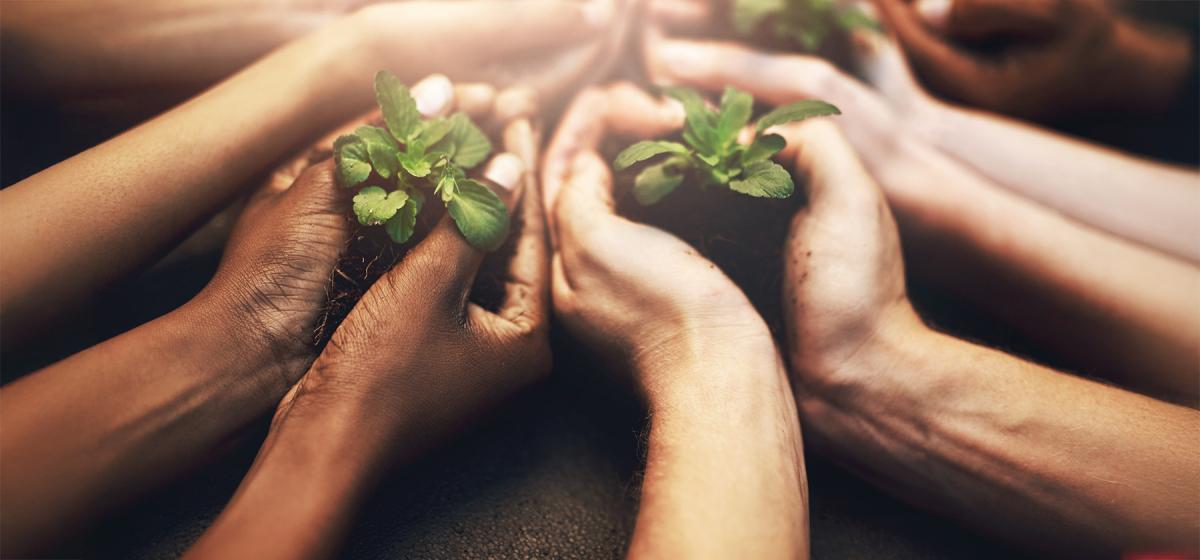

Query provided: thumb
[786,120,885,220]
[552,151,617,251]
[391,153,526,310]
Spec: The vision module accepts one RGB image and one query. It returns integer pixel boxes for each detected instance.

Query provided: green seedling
[733,0,881,51]
[613,87,839,205]
[335,71,508,251]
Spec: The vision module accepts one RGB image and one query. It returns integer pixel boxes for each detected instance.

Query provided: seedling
[733,0,880,51]
[613,87,839,205]
[334,71,509,251]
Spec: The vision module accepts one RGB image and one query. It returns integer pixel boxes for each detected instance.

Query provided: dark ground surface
[2,4,1197,558]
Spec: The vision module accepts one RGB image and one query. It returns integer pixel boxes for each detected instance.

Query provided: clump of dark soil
[312,185,521,350]
[608,136,807,339]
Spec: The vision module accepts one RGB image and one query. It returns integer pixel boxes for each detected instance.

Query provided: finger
[873,0,1010,108]
[542,83,683,223]
[553,150,618,256]
[647,0,717,34]
[786,120,882,215]
[492,86,539,127]
[397,152,526,308]
[646,33,843,107]
[412,74,456,118]
[916,0,1060,40]
[480,119,551,332]
[422,0,611,57]
[455,83,497,120]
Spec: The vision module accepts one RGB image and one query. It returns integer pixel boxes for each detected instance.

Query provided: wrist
[180,290,316,397]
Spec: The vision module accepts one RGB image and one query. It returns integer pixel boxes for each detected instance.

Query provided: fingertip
[915,0,951,30]
[412,74,455,118]
[482,152,527,208]
[455,83,497,119]
[494,86,539,124]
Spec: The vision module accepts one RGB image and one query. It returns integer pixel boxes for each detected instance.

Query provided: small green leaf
[633,159,687,205]
[716,87,753,147]
[355,126,402,179]
[398,151,432,178]
[755,100,841,133]
[447,179,510,252]
[384,192,422,243]
[728,160,794,198]
[741,133,786,165]
[375,71,421,142]
[416,117,454,150]
[613,140,691,170]
[665,87,719,155]
[334,135,371,187]
[353,186,410,225]
[435,169,460,202]
[437,112,492,168]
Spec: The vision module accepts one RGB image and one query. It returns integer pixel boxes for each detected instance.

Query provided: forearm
[631,340,809,560]
[875,139,1200,400]
[914,98,1200,263]
[0,293,309,555]
[185,386,389,560]
[800,315,1200,555]
[0,16,371,342]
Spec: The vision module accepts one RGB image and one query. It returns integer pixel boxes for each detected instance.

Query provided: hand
[875,0,1194,119]
[777,119,919,398]
[347,0,629,105]
[273,111,550,464]
[543,83,775,399]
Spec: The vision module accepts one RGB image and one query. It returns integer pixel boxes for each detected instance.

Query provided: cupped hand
[875,0,1193,119]
[544,83,774,398]
[777,119,918,396]
[271,97,550,462]
[197,74,524,385]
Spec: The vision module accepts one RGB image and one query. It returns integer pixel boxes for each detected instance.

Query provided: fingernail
[582,0,613,29]
[484,153,526,191]
[412,74,454,118]
[915,0,951,29]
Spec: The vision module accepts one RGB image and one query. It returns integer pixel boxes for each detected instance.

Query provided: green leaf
[333,135,371,187]
[633,159,687,205]
[375,71,420,142]
[355,126,402,179]
[716,87,753,147]
[755,100,841,133]
[436,112,492,168]
[416,117,454,150]
[435,169,460,202]
[398,151,432,178]
[665,87,718,155]
[353,186,410,225]
[614,140,691,170]
[728,160,794,198]
[447,179,510,252]
[732,0,784,34]
[741,133,786,165]
[384,191,422,244]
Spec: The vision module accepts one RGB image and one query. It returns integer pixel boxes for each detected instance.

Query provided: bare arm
[631,342,809,560]
[777,118,1200,556]
[0,0,604,344]
[802,313,1200,555]
[643,32,1200,400]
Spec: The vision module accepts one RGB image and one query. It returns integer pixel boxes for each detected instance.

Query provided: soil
[606,135,808,340]
[312,180,521,350]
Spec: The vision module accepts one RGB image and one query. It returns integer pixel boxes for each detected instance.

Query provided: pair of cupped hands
[197,69,908,461]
